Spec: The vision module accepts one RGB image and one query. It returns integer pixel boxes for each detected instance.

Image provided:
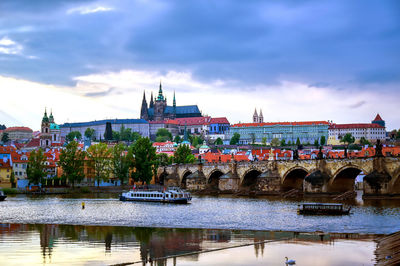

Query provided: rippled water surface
[0,194,399,234]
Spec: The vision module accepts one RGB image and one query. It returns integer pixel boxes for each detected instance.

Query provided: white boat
[120,186,192,204]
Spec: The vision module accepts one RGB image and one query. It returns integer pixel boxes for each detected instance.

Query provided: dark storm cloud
[0,0,399,90]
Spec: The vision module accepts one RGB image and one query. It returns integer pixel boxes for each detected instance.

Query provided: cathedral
[140,83,202,121]
[40,109,61,148]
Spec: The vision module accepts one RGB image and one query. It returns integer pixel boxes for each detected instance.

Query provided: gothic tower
[149,92,154,108]
[259,109,264,123]
[40,108,52,148]
[140,91,149,120]
[253,108,258,123]
[154,82,167,121]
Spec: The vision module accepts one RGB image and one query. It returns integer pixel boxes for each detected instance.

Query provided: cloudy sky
[1,0,399,131]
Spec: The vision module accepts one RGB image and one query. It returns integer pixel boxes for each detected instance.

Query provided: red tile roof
[24,138,40,148]
[174,117,211,126]
[329,123,384,129]
[0,146,16,153]
[210,117,230,124]
[4,127,33,133]
[373,114,383,121]
[232,121,330,127]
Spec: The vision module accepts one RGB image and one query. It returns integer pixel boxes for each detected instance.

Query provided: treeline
[27,138,196,187]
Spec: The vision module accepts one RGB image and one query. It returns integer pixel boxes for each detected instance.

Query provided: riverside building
[229,121,330,145]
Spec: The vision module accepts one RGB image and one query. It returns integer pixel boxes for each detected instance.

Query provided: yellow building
[0,160,12,188]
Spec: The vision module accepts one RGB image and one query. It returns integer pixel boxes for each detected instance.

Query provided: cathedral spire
[42,108,49,123]
[173,91,176,107]
[259,109,263,123]
[157,81,164,101]
[253,108,258,123]
[140,91,149,120]
[149,92,154,108]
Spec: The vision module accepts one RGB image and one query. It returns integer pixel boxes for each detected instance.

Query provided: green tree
[192,136,203,147]
[360,137,370,146]
[230,133,240,145]
[261,137,267,146]
[320,136,326,146]
[314,139,319,147]
[131,137,158,184]
[271,138,280,147]
[131,132,141,142]
[84,128,95,140]
[59,141,86,188]
[214,137,223,145]
[156,128,172,142]
[287,140,292,146]
[396,130,400,139]
[87,143,112,187]
[26,149,46,186]
[112,143,130,185]
[280,139,286,147]
[120,125,133,141]
[1,132,9,143]
[296,137,301,146]
[174,145,195,164]
[112,131,120,141]
[10,171,16,188]
[66,131,82,142]
[340,133,355,145]
[156,153,170,166]
[174,135,182,143]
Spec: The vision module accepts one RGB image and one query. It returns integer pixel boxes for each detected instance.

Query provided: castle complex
[140,83,202,121]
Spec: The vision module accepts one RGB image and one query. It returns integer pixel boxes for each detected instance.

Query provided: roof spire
[149,91,154,108]
[157,80,164,101]
[173,91,176,107]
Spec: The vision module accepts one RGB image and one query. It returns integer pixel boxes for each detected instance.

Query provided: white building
[328,123,386,145]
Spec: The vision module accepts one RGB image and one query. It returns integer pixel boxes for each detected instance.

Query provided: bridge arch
[157,171,169,186]
[240,169,262,189]
[330,165,366,192]
[180,170,193,189]
[282,167,310,192]
[207,169,224,191]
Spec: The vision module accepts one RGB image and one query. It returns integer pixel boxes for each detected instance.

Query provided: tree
[87,143,112,187]
[174,145,195,164]
[112,131,120,141]
[287,140,292,146]
[214,137,223,145]
[280,139,286,147]
[26,149,46,186]
[341,133,355,146]
[174,135,182,143]
[131,137,158,184]
[192,136,203,147]
[156,153,170,166]
[314,139,319,147]
[112,143,130,185]
[119,125,133,141]
[10,171,16,188]
[230,133,240,145]
[360,137,370,146]
[320,136,326,146]
[1,132,9,143]
[131,132,141,142]
[296,138,301,146]
[84,128,95,140]
[396,129,400,140]
[156,128,172,142]
[271,138,280,147]
[66,131,82,142]
[59,141,86,188]
[261,137,267,146]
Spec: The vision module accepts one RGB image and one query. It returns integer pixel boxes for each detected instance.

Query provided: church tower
[149,92,154,108]
[40,108,52,148]
[259,109,264,123]
[140,91,149,120]
[154,82,167,121]
[253,108,259,123]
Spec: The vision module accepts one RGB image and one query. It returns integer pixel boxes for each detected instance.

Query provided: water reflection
[0,223,379,265]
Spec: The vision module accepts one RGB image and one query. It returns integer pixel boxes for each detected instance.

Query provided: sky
[1,0,399,131]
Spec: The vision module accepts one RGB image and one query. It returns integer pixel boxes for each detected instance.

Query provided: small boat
[120,186,192,204]
[0,190,7,201]
[298,203,351,215]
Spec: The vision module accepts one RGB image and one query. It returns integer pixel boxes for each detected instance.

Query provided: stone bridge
[156,157,400,197]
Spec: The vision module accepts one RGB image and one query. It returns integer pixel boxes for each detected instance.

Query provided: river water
[0,194,399,234]
[0,194,398,265]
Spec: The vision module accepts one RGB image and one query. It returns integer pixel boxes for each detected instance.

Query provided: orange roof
[329,123,384,129]
[24,138,40,148]
[232,121,329,127]
[210,117,230,124]
[373,114,383,121]
[4,127,33,133]
[0,146,16,153]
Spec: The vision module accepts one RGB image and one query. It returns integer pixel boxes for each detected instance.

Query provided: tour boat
[0,190,7,201]
[298,203,351,215]
[119,186,192,204]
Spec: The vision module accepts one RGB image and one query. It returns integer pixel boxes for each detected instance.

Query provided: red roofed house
[2,127,33,142]
[328,114,386,145]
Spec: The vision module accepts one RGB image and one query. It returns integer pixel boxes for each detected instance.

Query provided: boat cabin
[298,203,351,215]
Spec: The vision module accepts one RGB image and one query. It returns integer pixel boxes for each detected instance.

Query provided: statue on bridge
[375,139,383,157]
[317,146,324,160]
[293,149,299,160]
